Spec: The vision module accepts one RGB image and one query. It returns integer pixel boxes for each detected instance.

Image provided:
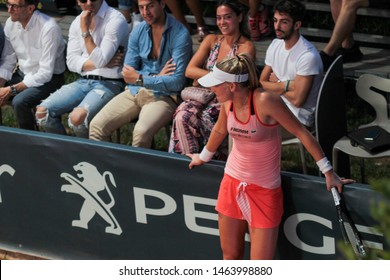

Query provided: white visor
[198,65,249,87]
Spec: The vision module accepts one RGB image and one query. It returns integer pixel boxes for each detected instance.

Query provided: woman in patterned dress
[168,0,256,160]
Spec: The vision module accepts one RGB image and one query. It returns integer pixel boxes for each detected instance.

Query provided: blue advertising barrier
[0,126,388,259]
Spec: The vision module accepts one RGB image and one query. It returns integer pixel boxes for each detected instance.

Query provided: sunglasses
[79,0,97,3]
[5,1,28,10]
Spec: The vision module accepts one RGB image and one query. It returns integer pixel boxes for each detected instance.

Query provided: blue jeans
[8,70,64,130]
[37,79,124,138]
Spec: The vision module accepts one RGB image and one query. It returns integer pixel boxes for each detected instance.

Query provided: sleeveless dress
[215,92,283,228]
[225,92,281,188]
[168,36,240,160]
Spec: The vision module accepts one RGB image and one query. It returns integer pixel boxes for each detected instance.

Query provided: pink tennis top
[225,92,282,189]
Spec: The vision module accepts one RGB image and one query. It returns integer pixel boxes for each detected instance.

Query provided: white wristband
[316,157,333,174]
[199,147,215,162]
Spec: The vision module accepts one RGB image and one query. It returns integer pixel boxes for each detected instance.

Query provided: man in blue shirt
[89,0,192,148]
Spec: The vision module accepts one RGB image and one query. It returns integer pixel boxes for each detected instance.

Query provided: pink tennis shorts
[216,174,284,228]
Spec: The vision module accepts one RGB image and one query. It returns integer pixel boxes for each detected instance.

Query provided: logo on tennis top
[0,164,15,203]
[61,162,122,235]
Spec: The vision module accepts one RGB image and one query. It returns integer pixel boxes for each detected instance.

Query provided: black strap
[81,75,124,82]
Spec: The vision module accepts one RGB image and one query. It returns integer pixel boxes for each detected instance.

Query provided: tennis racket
[331,187,367,258]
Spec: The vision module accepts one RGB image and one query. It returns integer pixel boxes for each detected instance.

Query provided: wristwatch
[9,85,18,97]
[81,31,90,39]
[135,74,143,86]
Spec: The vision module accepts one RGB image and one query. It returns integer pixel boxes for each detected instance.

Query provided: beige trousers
[89,88,177,148]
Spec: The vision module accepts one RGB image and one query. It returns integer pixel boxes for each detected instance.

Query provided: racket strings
[331,188,367,259]
[342,214,367,258]
[337,209,349,242]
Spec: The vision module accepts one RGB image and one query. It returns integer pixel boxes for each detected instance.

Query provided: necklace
[234,95,249,110]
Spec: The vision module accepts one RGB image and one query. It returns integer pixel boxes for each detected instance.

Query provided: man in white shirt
[260,0,323,139]
[0,0,66,130]
[35,0,129,138]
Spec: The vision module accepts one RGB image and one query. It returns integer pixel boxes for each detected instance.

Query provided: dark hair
[25,0,40,8]
[216,0,250,39]
[273,0,306,23]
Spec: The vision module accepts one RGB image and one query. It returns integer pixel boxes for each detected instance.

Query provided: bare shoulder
[203,34,221,47]
[192,34,220,60]
[238,36,256,55]
[254,88,279,102]
[239,34,254,44]
[254,89,285,109]
[253,89,282,124]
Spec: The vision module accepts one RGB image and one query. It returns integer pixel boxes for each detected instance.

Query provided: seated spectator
[320,0,369,71]
[165,0,209,42]
[259,0,323,139]
[168,0,256,160]
[0,23,14,88]
[89,0,192,148]
[0,0,66,130]
[240,0,272,41]
[35,0,129,138]
[0,24,4,60]
[118,0,133,22]
[117,0,143,32]
[0,24,6,88]
[320,0,389,71]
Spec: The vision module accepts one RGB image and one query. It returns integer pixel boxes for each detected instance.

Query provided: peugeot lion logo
[61,162,122,235]
[0,164,15,203]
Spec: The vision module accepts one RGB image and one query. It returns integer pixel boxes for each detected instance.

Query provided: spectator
[35,0,129,138]
[0,24,6,88]
[187,53,350,259]
[165,0,208,42]
[0,24,4,59]
[89,0,192,149]
[240,0,272,41]
[168,0,255,160]
[0,0,66,130]
[259,0,323,139]
[0,23,14,88]
[117,0,143,32]
[0,24,14,89]
[118,0,133,22]
[320,0,369,71]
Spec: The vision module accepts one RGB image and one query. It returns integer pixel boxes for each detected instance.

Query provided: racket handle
[331,187,341,206]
